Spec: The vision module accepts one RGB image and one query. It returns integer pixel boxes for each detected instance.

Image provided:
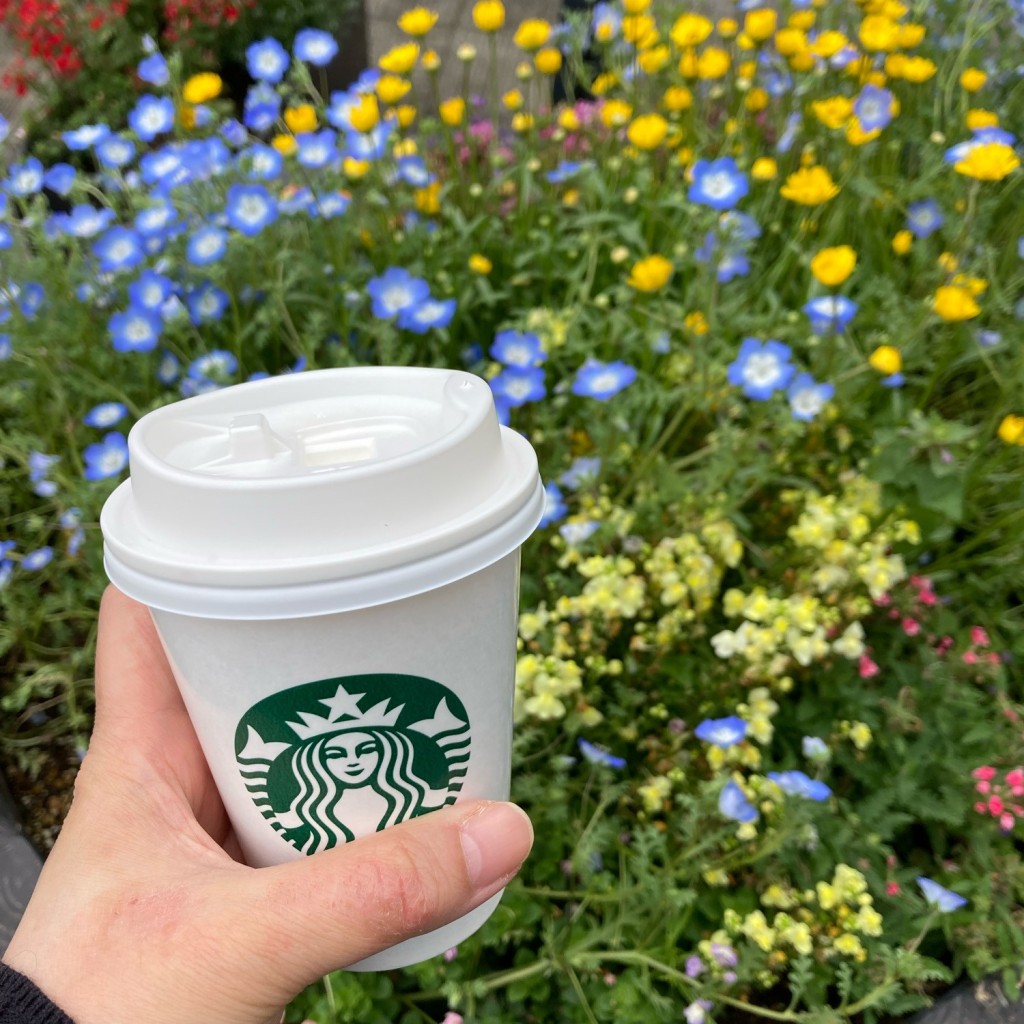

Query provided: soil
[0,743,79,853]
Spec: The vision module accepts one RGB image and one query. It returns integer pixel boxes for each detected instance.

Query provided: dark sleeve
[0,963,75,1024]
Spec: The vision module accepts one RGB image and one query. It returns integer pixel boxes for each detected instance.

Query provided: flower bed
[1,0,1023,1020]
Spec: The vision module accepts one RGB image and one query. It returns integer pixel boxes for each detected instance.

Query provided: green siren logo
[235,674,470,854]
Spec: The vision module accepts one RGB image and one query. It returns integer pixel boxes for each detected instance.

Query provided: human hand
[2,586,533,1024]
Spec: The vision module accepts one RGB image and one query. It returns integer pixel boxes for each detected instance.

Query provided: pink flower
[902,618,921,636]
[963,650,978,665]
[974,801,988,814]
[442,1013,464,1024]
[986,652,1001,665]
[918,590,937,606]
[444,946,459,963]
[886,881,900,896]
[988,795,1005,816]
[970,626,990,647]
[999,812,1015,832]
[973,765,997,781]
[976,781,991,794]
[603,972,618,986]
[1005,768,1023,788]
[875,593,892,606]
[910,575,929,589]
[889,608,901,620]
[859,654,880,679]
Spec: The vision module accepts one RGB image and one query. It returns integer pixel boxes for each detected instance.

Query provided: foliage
[1,0,1024,1020]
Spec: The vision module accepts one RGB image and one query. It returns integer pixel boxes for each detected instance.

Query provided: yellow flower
[343,157,370,178]
[600,99,633,128]
[869,346,901,375]
[398,6,438,36]
[774,27,806,55]
[638,44,671,73]
[502,88,524,111]
[514,17,550,50]
[952,273,987,296]
[780,166,840,205]
[933,285,980,321]
[349,93,380,133]
[469,253,492,274]
[745,87,769,113]
[511,112,534,133]
[439,97,465,126]
[628,254,673,292]
[859,15,899,51]
[960,67,986,92]
[789,10,816,30]
[751,157,778,180]
[622,13,657,47]
[638,775,671,813]
[670,13,713,47]
[717,17,739,37]
[378,42,419,74]
[177,105,196,130]
[955,142,1020,181]
[271,133,297,156]
[810,245,857,286]
[892,229,912,255]
[457,43,477,61]
[421,49,440,71]
[966,109,999,131]
[938,251,958,273]
[697,47,730,78]
[901,56,936,82]
[376,74,412,105]
[558,107,581,131]
[623,0,651,11]
[282,104,316,134]
[415,182,441,214]
[677,49,698,78]
[534,47,562,75]
[627,113,669,150]
[591,72,618,95]
[182,71,222,106]
[997,415,1024,446]
[810,30,847,58]
[685,311,709,335]
[846,120,881,146]
[834,933,865,959]
[850,722,873,749]
[662,85,693,111]
[898,22,926,46]
[811,96,853,130]
[395,104,417,128]
[472,0,504,32]
[743,8,776,41]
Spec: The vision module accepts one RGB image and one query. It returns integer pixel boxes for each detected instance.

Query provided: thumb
[235,800,532,989]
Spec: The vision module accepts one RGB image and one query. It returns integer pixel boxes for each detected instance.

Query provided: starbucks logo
[235,674,471,854]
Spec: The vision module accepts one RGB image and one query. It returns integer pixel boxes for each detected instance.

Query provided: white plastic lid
[100,367,544,618]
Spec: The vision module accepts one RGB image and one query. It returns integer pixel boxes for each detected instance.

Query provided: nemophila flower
[788,374,835,421]
[559,519,599,545]
[346,122,393,162]
[853,84,895,132]
[247,38,290,82]
[780,165,840,205]
[719,780,758,823]
[684,1000,713,1024]
[296,130,340,169]
[128,95,175,142]
[366,267,430,319]
[93,227,145,273]
[559,456,601,489]
[539,481,567,526]
[727,338,795,400]
[803,736,830,762]
[189,350,238,382]
[188,283,229,325]
[83,402,127,428]
[628,254,673,292]
[243,144,284,180]
[490,365,546,407]
[916,877,968,912]
[768,770,832,801]
[128,270,174,311]
[695,716,747,747]
[139,148,182,187]
[689,157,749,210]
[977,329,1002,348]
[572,359,637,400]
[109,307,162,353]
[21,547,53,571]
[546,160,590,184]
[187,225,228,266]
[137,52,169,86]
[134,199,177,238]
[63,124,110,150]
[18,284,45,318]
[294,28,339,66]
[279,187,314,215]
[43,163,75,196]
[397,297,457,333]
[314,191,351,218]
[156,350,180,385]
[804,295,857,333]
[95,135,135,169]
[716,251,750,283]
[83,432,129,481]
[6,157,44,197]
[243,82,282,132]
[906,199,944,239]
[0,334,10,360]
[491,329,546,367]
[225,184,278,236]
[882,372,905,388]
[578,738,626,769]
[220,119,248,149]
[396,156,434,188]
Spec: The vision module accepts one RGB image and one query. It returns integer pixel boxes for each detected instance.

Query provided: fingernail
[459,802,534,890]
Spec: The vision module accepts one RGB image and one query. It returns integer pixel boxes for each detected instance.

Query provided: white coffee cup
[99,367,544,970]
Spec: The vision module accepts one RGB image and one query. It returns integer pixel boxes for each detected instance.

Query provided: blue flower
[96,134,136,169]
[327,89,359,130]
[156,350,181,385]
[43,163,76,196]
[727,338,795,400]
[189,349,238,382]
[853,84,894,132]
[346,122,393,162]
[243,82,282,132]
[315,191,350,218]
[296,129,340,169]
[559,456,601,489]
[225,183,278,236]
[294,28,339,66]
[280,187,314,216]
[716,251,750,283]
[767,770,832,801]
[802,736,829,761]
[571,359,638,400]
[243,144,284,180]
[0,333,10,360]
[546,160,591,183]
[977,329,1001,348]
[560,519,599,545]
[0,225,14,250]
[65,205,115,239]
[63,124,111,150]
[539,481,568,526]
[906,199,944,239]
[719,780,758,823]
[490,329,546,367]
[6,157,44,197]
[83,432,129,481]
[21,547,54,571]
[109,307,162,353]
[490,365,547,407]
[695,716,747,747]
[916,877,968,913]
[187,224,229,266]
[220,119,248,148]
[396,155,434,188]
[788,373,834,421]
[134,199,177,237]
[397,297,457,333]
[366,267,431,319]
[188,283,230,324]
[137,52,169,86]
[804,295,857,333]
[719,210,762,243]
[246,38,290,83]
[28,451,59,483]
[689,157,749,211]
[578,738,626,769]
[882,372,905,388]
[83,402,128,428]
[0,114,7,144]
[128,270,175,311]
[19,283,45,318]
[128,95,175,142]
[93,226,145,273]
